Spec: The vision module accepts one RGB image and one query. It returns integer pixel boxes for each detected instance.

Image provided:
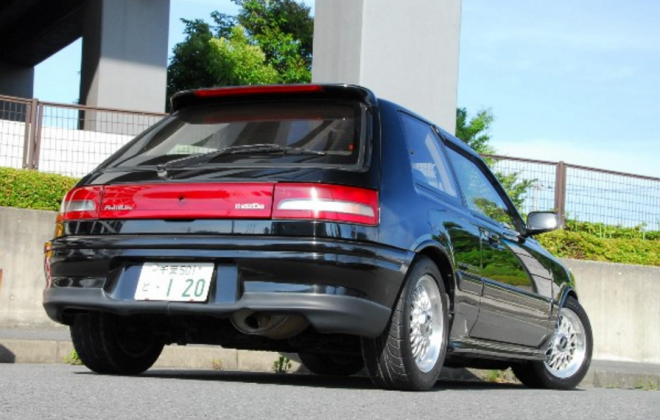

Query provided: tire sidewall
[537,297,593,389]
[398,257,449,390]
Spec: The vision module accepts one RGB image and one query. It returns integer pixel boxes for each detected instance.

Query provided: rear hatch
[59,85,381,231]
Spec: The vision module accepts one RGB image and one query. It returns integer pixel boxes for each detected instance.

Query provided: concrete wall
[562,259,660,364]
[1,207,658,363]
[0,207,58,327]
[312,0,462,133]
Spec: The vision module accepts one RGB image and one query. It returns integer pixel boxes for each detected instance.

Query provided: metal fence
[1,94,659,229]
[486,155,660,230]
[0,94,165,177]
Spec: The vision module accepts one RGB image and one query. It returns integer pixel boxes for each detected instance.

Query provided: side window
[445,146,517,230]
[399,113,458,198]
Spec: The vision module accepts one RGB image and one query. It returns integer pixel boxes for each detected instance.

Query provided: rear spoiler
[169,84,378,113]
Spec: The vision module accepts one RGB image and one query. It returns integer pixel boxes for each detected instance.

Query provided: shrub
[538,229,660,267]
[0,167,78,212]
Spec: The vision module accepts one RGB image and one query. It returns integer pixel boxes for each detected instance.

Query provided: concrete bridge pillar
[80,0,170,113]
[312,0,462,133]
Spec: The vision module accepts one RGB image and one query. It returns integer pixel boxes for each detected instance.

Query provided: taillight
[59,186,102,221]
[273,183,379,226]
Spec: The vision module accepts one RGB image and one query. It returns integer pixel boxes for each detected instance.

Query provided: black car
[43,84,592,391]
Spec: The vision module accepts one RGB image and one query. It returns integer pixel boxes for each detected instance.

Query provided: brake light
[273,184,379,226]
[59,186,102,221]
[194,84,323,98]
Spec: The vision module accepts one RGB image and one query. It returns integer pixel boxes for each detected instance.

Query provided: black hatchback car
[43,84,592,391]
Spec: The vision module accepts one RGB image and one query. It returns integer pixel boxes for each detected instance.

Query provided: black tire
[70,312,164,375]
[361,256,449,391]
[299,352,364,376]
[512,297,593,390]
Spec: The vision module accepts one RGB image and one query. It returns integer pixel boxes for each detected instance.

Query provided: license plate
[135,262,214,302]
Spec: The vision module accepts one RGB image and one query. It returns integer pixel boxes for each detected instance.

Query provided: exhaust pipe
[230,310,309,340]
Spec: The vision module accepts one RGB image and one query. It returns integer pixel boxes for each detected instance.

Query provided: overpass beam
[0,62,34,98]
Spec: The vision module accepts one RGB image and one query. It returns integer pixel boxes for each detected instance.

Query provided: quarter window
[400,113,457,198]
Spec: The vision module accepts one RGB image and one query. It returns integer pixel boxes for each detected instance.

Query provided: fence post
[554,161,567,226]
[32,102,44,170]
[22,98,39,169]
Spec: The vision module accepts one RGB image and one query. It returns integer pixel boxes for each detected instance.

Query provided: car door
[442,142,553,348]
[399,113,482,339]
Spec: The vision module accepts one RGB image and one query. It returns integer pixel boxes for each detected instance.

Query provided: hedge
[0,167,78,212]
[538,229,660,267]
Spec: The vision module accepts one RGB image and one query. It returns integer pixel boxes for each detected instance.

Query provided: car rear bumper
[43,235,409,338]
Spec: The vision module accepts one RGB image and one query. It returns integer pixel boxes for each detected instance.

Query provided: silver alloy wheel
[409,274,444,373]
[545,306,587,378]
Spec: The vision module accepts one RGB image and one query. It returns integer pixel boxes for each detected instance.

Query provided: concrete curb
[1,335,658,390]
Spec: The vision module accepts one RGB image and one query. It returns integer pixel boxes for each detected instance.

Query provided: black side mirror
[525,211,559,236]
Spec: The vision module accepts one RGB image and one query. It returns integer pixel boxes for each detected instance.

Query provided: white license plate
[135,262,214,302]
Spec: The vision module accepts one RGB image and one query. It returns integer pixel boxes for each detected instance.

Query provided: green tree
[234,0,313,68]
[167,19,218,99]
[455,107,496,156]
[206,25,279,86]
[166,0,312,101]
[455,107,534,211]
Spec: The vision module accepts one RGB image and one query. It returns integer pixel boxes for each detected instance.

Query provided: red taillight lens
[273,183,379,226]
[59,186,102,221]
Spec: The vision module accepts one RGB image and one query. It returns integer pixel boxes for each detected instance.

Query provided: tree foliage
[455,108,533,211]
[206,26,279,86]
[455,107,496,156]
[167,0,312,103]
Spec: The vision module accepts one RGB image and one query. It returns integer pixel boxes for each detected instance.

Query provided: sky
[33,0,659,177]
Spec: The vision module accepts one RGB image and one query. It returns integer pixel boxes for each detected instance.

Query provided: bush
[0,167,78,212]
[538,229,660,267]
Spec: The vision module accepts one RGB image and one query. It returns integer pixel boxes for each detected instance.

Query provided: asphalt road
[1,364,658,420]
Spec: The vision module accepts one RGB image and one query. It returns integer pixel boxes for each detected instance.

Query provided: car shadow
[75,368,529,392]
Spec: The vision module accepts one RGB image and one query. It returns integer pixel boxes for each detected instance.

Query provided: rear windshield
[101,100,367,170]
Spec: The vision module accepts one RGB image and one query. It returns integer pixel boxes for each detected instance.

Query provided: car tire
[512,297,593,390]
[361,256,449,391]
[70,312,164,375]
[298,352,364,376]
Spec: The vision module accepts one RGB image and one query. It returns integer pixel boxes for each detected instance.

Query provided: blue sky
[34,0,659,177]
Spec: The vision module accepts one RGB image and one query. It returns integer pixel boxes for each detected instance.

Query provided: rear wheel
[361,257,449,391]
[70,312,164,375]
[512,297,592,390]
[298,352,364,376]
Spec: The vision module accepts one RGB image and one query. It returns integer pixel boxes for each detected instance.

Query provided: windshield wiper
[161,144,326,171]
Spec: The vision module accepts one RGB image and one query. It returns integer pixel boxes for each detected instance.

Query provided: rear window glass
[101,100,367,170]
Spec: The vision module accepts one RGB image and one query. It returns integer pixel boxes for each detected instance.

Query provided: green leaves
[206,26,279,86]
[455,107,496,156]
[538,227,660,267]
[0,167,78,211]
[166,0,313,104]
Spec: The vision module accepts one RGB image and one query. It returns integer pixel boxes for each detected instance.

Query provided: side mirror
[525,211,560,236]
